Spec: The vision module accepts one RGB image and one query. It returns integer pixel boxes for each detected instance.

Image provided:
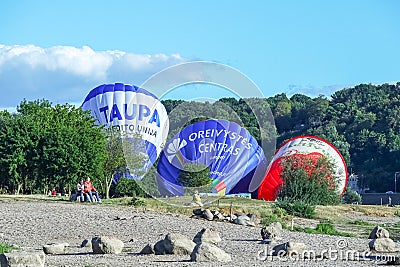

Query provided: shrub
[293,222,354,237]
[129,197,146,206]
[277,155,340,206]
[114,177,145,198]
[178,163,212,194]
[261,214,287,229]
[0,242,13,253]
[343,188,362,204]
[274,199,316,219]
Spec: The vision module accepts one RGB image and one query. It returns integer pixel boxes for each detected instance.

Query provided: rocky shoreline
[0,200,398,266]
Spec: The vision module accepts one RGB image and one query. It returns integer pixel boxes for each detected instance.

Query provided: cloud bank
[0,44,186,109]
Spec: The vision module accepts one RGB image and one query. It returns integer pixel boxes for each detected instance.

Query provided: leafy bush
[274,199,316,219]
[293,222,354,237]
[277,155,340,206]
[0,242,13,253]
[272,206,288,217]
[178,163,212,194]
[343,188,362,204]
[114,177,145,198]
[129,197,146,206]
[261,213,287,228]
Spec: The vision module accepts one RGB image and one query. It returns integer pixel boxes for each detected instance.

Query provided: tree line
[0,82,399,195]
[163,82,400,193]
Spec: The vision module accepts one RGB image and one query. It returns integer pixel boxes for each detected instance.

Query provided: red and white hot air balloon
[257,136,348,200]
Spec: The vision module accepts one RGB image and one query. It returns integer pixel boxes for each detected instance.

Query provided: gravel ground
[0,199,398,267]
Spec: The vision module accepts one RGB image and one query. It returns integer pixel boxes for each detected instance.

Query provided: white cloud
[0,44,187,109]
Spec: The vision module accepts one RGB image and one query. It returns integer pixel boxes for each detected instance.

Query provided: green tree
[102,131,148,199]
[178,163,212,194]
[0,100,107,195]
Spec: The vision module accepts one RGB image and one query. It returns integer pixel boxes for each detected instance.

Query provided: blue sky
[0,0,399,110]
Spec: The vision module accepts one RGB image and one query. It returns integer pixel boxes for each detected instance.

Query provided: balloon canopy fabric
[257,135,348,200]
[81,83,169,180]
[156,119,266,196]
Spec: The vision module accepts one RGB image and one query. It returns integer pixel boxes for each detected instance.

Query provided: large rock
[154,240,166,255]
[193,208,203,216]
[140,244,155,255]
[233,215,255,227]
[368,226,390,239]
[190,242,231,262]
[43,243,66,254]
[91,236,124,254]
[202,209,214,221]
[0,251,45,267]
[273,242,306,256]
[80,239,91,248]
[369,238,398,253]
[247,213,260,225]
[163,233,196,255]
[261,222,282,241]
[193,228,222,245]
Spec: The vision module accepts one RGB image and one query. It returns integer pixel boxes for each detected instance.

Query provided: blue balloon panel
[157,119,266,196]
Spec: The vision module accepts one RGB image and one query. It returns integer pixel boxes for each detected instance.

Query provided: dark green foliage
[274,200,316,219]
[293,222,354,237]
[261,214,287,228]
[343,188,362,204]
[0,242,13,253]
[0,100,107,195]
[178,163,212,193]
[129,197,146,206]
[114,177,146,197]
[261,207,288,228]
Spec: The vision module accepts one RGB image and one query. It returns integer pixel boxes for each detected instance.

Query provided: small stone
[369,238,398,253]
[80,239,91,248]
[43,243,66,254]
[191,242,231,262]
[202,209,214,221]
[91,236,124,254]
[140,244,154,254]
[0,251,46,267]
[193,228,222,245]
[368,226,390,239]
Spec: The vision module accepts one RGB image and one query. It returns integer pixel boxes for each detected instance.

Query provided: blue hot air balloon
[156,119,266,196]
[81,83,169,180]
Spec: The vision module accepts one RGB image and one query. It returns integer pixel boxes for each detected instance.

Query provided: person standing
[84,177,101,203]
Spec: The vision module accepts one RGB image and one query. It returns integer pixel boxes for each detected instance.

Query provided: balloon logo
[81,83,169,180]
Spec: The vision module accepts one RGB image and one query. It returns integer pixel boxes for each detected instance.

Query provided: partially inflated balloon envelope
[81,83,169,179]
[257,135,348,200]
[156,119,267,196]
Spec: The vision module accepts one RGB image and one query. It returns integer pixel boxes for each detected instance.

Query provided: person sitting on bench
[84,177,101,203]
